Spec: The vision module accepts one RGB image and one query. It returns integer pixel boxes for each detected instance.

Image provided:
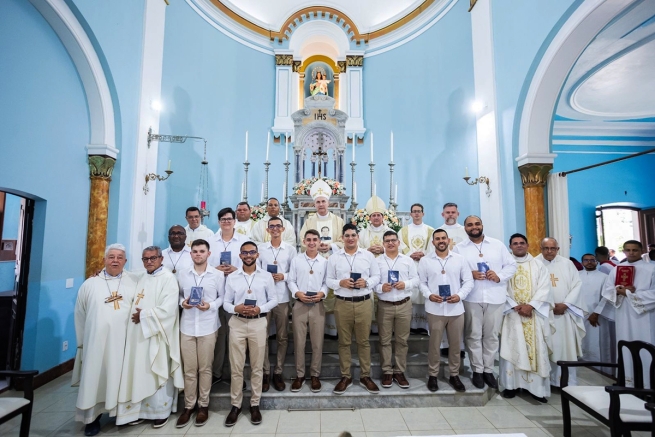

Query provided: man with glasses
[223,242,277,427]
[234,202,255,239]
[375,230,418,389]
[437,203,468,250]
[251,197,296,246]
[185,207,214,247]
[162,225,191,276]
[327,223,381,394]
[536,238,584,387]
[256,216,297,392]
[116,246,183,428]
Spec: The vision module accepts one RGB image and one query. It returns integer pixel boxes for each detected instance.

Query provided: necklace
[242,272,256,294]
[383,254,399,272]
[436,255,449,274]
[305,254,319,274]
[473,238,485,258]
[344,251,358,272]
[168,249,185,274]
[269,245,282,265]
[102,270,124,310]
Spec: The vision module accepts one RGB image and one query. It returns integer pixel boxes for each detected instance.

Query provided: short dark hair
[268,216,283,226]
[464,215,482,225]
[267,197,280,204]
[321,226,329,232]
[240,241,258,251]
[432,228,448,238]
[383,230,398,241]
[648,243,655,249]
[186,206,200,216]
[623,240,643,250]
[443,202,458,210]
[236,201,250,209]
[191,239,210,250]
[342,223,358,235]
[410,203,424,213]
[581,253,596,260]
[509,233,528,245]
[304,229,320,239]
[595,246,609,257]
[218,207,235,220]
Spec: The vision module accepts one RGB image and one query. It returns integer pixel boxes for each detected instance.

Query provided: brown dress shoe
[381,374,393,388]
[176,408,194,428]
[262,374,270,392]
[333,377,352,394]
[195,407,209,426]
[273,373,286,391]
[291,377,305,392]
[310,376,322,393]
[393,372,410,389]
[224,406,241,427]
[359,377,380,394]
[249,405,262,425]
[449,376,466,392]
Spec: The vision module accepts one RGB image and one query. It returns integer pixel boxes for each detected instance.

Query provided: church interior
[1,0,655,436]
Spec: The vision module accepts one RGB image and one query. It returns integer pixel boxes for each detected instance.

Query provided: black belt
[379,296,411,306]
[235,313,267,319]
[336,294,371,302]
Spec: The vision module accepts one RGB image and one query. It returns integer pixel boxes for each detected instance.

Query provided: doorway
[596,206,641,262]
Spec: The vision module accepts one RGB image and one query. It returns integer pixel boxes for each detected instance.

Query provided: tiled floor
[0,367,649,437]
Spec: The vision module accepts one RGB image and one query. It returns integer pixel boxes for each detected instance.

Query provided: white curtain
[547,173,570,259]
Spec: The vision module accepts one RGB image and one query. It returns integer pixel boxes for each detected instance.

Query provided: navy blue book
[350,272,362,289]
[438,285,451,298]
[388,270,399,285]
[189,286,203,306]
[477,262,490,273]
[267,264,278,274]
[220,251,231,265]
[244,298,257,307]
[305,291,317,297]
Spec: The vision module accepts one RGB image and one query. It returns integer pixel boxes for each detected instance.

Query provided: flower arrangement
[351,208,402,232]
[292,177,346,196]
[250,204,266,222]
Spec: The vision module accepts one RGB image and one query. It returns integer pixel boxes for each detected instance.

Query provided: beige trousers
[334,297,373,378]
[228,316,267,407]
[377,299,412,374]
[427,313,464,377]
[463,301,504,373]
[264,302,289,375]
[212,307,232,379]
[292,301,326,377]
[180,331,218,408]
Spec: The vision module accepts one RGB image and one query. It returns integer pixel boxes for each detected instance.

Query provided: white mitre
[310,179,332,201]
[365,195,386,214]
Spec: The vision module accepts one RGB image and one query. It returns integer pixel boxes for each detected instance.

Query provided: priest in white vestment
[185,206,214,246]
[234,201,255,239]
[116,246,184,427]
[251,197,296,246]
[400,203,434,331]
[73,244,137,436]
[359,196,405,255]
[437,202,468,250]
[500,234,554,403]
[601,240,655,388]
[536,238,585,387]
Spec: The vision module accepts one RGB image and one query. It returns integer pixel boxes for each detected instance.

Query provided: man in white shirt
[223,242,278,427]
[288,229,328,393]
[453,215,517,390]
[256,216,297,392]
[437,202,468,250]
[185,207,214,247]
[234,202,255,239]
[251,198,296,246]
[162,225,192,275]
[375,230,419,389]
[327,223,381,395]
[176,239,224,428]
[420,229,474,392]
[596,246,617,275]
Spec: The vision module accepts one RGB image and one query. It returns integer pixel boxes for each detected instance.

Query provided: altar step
[268,333,432,356]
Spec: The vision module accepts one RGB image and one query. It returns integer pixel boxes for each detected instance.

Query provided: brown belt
[379,296,411,306]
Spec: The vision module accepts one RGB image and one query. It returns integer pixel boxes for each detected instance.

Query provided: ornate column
[518,163,552,256]
[86,155,116,278]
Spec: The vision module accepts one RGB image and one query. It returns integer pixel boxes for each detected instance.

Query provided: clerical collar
[512,254,532,263]
[370,224,384,231]
[103,269,123,279]
[409,222,424,229]
[317,212,329,219]
[148,266,163,275]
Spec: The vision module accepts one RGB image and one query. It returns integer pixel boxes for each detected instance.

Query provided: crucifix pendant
[247,289,252,294]
[106,291,123,310]
[310,270,314,274]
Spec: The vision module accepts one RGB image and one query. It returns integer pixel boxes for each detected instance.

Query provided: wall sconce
[463,167,492,197]
[143,161,173,194]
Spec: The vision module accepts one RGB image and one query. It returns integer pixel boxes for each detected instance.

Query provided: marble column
[86,155,116,278]
[519,163,552,256]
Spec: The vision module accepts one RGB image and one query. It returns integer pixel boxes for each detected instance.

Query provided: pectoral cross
[106,291,123,310]
[135,289,145,305]
[550,274,559,288]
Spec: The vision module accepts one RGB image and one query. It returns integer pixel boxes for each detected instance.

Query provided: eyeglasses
[541,247,559,252]
[383,239,399,244]
[240,250,257,256]
[411,210,423,214]
[268,224,283,229]
[141,256,161,262]
[169,232,185,236]
[219,218,234,222]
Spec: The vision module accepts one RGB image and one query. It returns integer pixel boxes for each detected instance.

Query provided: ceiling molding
[553,120,655,137]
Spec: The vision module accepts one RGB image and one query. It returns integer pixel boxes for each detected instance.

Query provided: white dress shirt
[162,246,192,275]
[184,224,214,246]
[375,253,419,302]
[207,230,247,268]
[223,268,278,314]
[419,251,474,316]
[288,253,328,299]
[177,266,224,336]
[453,236,517,304]
[326,248,381,297]
[256,241,297,303]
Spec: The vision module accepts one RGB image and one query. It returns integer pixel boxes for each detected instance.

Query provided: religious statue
[309,70,331,97]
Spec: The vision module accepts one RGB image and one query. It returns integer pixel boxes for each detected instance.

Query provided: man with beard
[453,216,516,389]
[437,203,468,250]
[162,225,192,276]
[234,202,255,239]
[251,197,296,246]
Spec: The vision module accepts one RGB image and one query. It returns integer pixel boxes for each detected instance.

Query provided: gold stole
[510,263,537,371]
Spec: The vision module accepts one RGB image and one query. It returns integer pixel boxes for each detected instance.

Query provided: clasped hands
[295,291,325,304]
[513,304,534,317]
[381,282,406,292]
[235,303,261,317]
[181,298,210,311]
[339,278,367,289]
[472,270,500,282]
[367,245,384,256]
[429,294,460,304]
[616,285,635,296]
[216,264,237,276]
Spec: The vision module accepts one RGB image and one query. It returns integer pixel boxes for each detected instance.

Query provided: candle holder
[200,206,210,223]
[143,170,173,194]
[263,160,270,201]
[389,161,398,211]
[282,159,291,211]
[243,161,250,203]
[349,161,358,211]
[369,162,375,197]
[463,175,492,197]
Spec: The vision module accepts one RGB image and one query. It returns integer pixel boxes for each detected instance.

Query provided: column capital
[518,163,552,188]
[88,155,116,180]
[275,54,294,66]
[337,60,347,73]
[346,55,363,67]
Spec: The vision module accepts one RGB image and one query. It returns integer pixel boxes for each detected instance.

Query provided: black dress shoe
[262,374,270,392]
[212,375,222,386]
[502,389,516,398]
[471,372,484,389]
[483,372,498,389]
[427,376,439,392]
[449,376,466,392]
[84,415,102,436]
[224,406,241,427]
[531,393,548,403]
[250,405,262,425]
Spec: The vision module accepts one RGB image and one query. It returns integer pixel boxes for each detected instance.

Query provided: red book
[615,265,635,287]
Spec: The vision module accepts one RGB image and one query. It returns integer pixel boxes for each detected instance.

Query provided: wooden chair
[558,340,654,437]
[0,370,39,437]
[646,403,655,436]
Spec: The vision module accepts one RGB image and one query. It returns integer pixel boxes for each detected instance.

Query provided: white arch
[288,20,350,61]
[516,0,637,167]
[30,0,118,158]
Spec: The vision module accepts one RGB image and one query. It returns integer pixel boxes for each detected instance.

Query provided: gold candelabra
[143,169,173,194]
[463,175,492,197]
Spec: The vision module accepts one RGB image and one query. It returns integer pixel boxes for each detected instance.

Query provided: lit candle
[245,131,249,161]
[465,166,469,178]
[390,131,394,162]
[285,133,289,161]
[167,160,171,171]
[266,132,270,161]
[370,132,374,162]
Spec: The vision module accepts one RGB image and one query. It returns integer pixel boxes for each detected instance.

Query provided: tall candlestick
[260,183,264,202]
[241,182,244,200]
[354,181,357,202]
[266,131,270,161]
[245,131,249,161]
[285,133,289,161]
[370,132,374,162]
[465,166,469,178]
[390,131,394,162]
[352,136,356,161]
[283,182,286,200]
[395,184,398,202]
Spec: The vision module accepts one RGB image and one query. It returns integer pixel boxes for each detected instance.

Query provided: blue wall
[0,0,89,371]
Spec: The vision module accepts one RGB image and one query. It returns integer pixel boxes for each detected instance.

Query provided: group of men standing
[73,179,655,434]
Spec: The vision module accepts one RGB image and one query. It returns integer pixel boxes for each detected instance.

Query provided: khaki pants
[264,302,289,375]
[292,301,325,377]
[463,301,503,373]
[228,316,267,407]
[180,331,218,408]
[212,307,232,379]
[334,297,373,378]
[377,299,412,374]
[427,313,464,377]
